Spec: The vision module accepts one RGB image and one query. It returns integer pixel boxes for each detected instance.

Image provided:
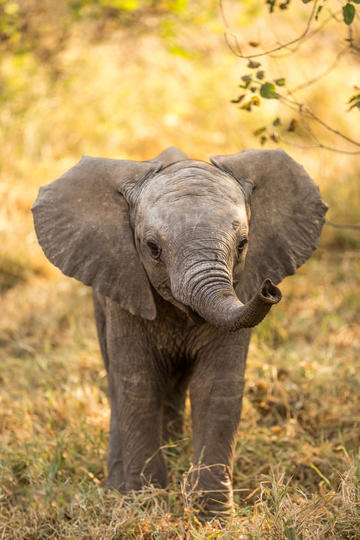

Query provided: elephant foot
[190,490,234,522]
[105,458,168,493]
[104,460,126,492]
[187,464,234,521]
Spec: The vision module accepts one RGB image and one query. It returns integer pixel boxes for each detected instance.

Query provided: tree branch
[290,48,347,93]
[268,8,343,58]
[220,0,318,59]
[278,94,360,149]
[222,0,360,154]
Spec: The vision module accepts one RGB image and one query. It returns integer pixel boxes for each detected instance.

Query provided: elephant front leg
[189,329,251,519]
[106,373,168,492]
[105,374,125,490]
[92,292,125,489]
[104,305,168,492]
[108,369,168,492]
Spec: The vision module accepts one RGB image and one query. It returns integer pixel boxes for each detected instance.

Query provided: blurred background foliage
[0,1,359,537]
[0,0,359,268]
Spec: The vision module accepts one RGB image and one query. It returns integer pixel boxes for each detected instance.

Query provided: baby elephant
[32,146,327,518]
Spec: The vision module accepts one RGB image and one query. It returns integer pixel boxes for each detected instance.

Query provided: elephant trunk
[173,261,282,330]
[194,278,282,330]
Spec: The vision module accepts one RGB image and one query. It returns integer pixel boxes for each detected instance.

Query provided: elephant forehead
[140,194,248,241]
[141,160,243,205]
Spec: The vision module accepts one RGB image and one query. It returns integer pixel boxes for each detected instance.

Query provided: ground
[0,248,359,538]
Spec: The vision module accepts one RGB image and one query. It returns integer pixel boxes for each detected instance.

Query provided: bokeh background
[0,1,359,537]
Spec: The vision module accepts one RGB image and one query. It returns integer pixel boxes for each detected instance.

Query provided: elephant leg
[93,291,125,488]
[104,302,168,491]
[189,328,251,519]
[93,289,110,372]
[162,370,190,442]
[105,372,126,490]
[111,375,167,491]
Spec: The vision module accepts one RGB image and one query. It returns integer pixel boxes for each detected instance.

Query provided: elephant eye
[237,238,248,255]
[147,240,161,260]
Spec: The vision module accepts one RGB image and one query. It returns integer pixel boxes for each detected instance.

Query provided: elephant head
[32,146,327,330]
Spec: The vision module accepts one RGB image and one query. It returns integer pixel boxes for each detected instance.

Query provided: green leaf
[343,3,355,25]
[273,117,281,126]
[275,78,285,86]
[260,82,278,99]
[351,0,360,4]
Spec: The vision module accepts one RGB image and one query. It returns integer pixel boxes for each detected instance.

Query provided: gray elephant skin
[32,146,327,518]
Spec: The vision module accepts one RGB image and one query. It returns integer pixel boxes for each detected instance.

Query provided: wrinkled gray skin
[32,146,327,518]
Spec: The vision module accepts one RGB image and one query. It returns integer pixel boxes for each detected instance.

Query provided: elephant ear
[210,149,328,301]
[152,146,189,167]
[32,155,162,319]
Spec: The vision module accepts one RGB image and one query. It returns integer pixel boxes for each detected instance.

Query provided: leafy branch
[221,0,360,154]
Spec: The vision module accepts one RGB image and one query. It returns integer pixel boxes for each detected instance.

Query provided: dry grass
[1,3,360,538]
[1,253,359,538]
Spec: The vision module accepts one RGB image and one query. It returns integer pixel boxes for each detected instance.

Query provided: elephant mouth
[158,285,205,323]
[172,297,205,324]
[184,305,205,324]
